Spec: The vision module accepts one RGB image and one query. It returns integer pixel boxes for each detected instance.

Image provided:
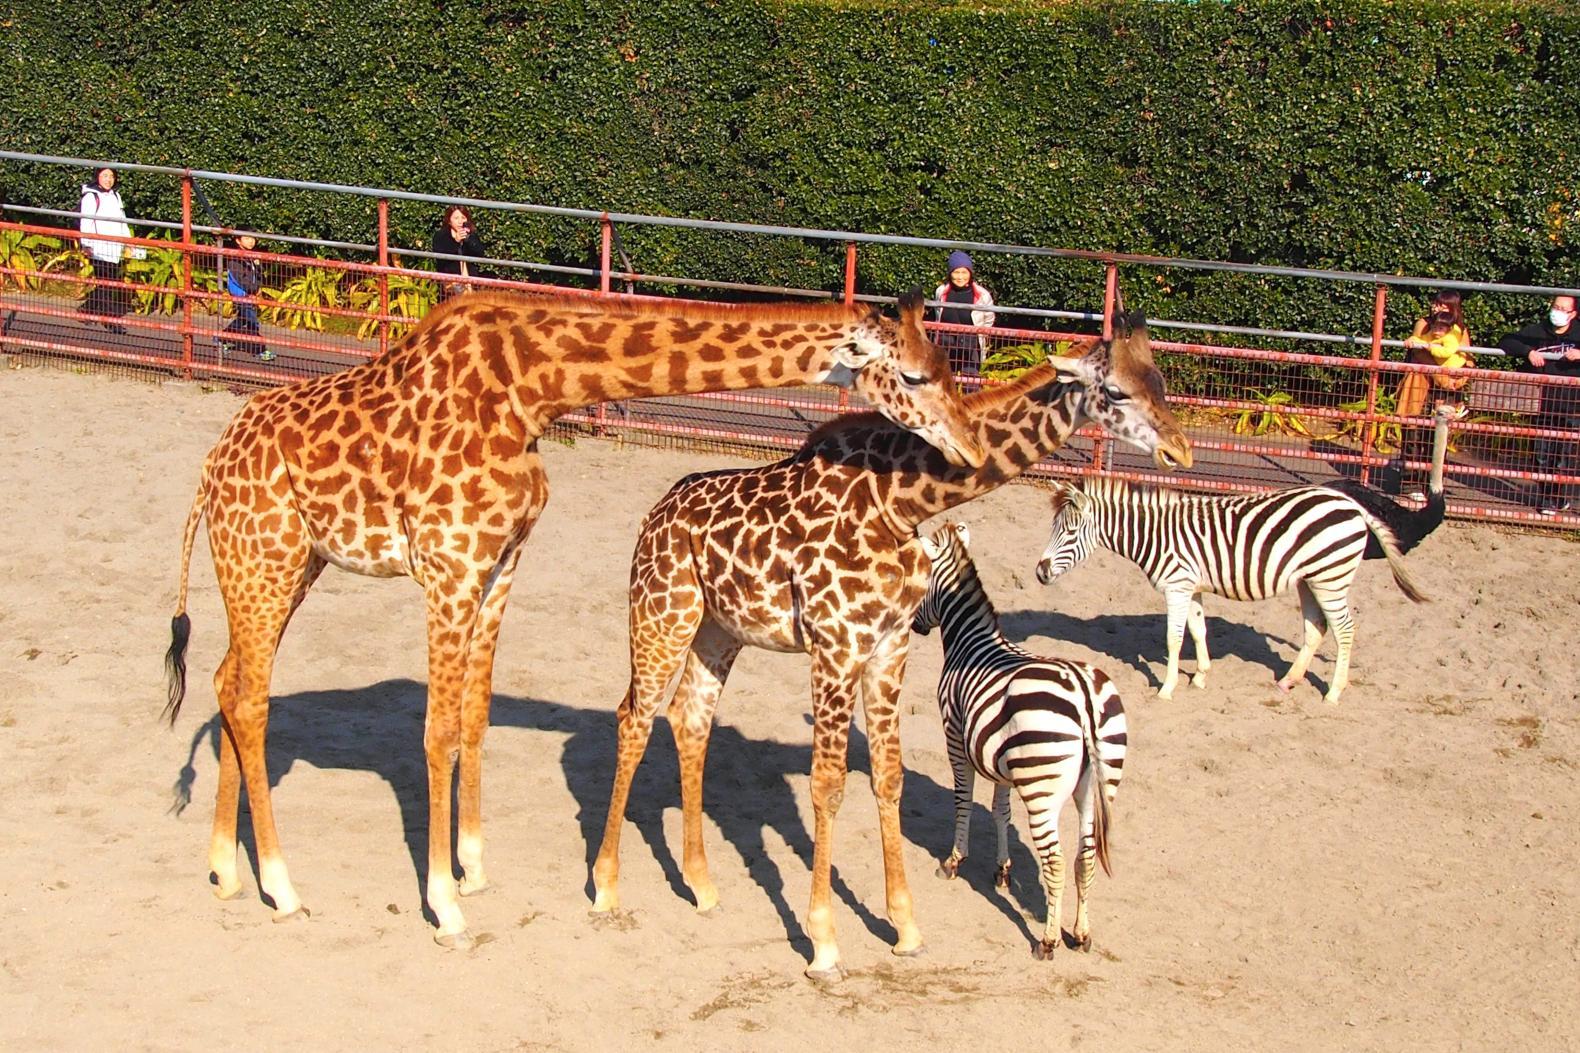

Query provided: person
[1395,290,1473,499]
[220,234,273,362]
[77,167,143,334]
[932,249,995,375]
[1498,294,1580,515]
[431,205,488,302]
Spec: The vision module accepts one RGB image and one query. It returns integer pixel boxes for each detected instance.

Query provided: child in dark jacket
[220,235,273,362]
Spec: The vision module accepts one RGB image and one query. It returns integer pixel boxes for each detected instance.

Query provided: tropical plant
[1335,390,1402,454]
[123,233,220,315]
[260,264,347,331]
[979,340,1074,384]
[349,262,439,341]
[1232,388,1313,439]
[0,228,74,291]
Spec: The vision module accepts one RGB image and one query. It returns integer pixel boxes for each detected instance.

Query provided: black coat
[431,227,488,278]
[1500,317,1580,416]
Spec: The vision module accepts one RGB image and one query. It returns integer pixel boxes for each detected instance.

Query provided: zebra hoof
[935,858,961,880]
[1034,939,1059,961]
[994,863,1011,890]
[1076,934,1092,953]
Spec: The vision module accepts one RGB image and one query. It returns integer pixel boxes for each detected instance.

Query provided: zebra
[1033,475,1444,704]
[912,522,1127,959]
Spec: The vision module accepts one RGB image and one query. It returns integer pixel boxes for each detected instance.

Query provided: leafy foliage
[3,0,1576,363]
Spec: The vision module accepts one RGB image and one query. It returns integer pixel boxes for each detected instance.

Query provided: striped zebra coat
[1034,477,1443,704]
[913,522,1127,959]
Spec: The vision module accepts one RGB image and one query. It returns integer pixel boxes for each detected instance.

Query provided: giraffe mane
[414,289,871,327]
[804,357,1078,446]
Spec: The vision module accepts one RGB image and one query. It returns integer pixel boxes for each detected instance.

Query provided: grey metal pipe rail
[6,149,1577,299]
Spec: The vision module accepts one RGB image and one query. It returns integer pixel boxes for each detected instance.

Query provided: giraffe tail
[1082,676,1115,878]
[163,476,208,727]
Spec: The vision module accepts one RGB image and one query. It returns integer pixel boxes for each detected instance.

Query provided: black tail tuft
[1323,478,1445,558]
[163,612,191,727]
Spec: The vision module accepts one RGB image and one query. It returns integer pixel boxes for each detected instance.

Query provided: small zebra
[913,522,1127,959]
[1034,477,1444,704]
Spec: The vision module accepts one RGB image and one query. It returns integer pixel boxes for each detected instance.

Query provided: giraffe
[590,311,1192,980]
[162,288,987,949]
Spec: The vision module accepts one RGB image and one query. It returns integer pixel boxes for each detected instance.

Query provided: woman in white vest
[78,167,143,334]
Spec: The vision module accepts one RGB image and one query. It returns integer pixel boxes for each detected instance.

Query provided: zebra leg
[1277,580,1327,697]
[670,619,741,914]
[1032,833,1067,960]
[1158,588,1192,699]
[936,752,974,879]
[1187,596,1211,689]
[1310,585,1356,704]
[992,781,1012,889]
[1071,762,1099,952]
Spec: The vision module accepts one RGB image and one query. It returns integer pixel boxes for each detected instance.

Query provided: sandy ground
[1,362,1576,1052]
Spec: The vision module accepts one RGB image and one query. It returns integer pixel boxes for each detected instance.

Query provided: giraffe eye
[900,371,928,387]
[1105,385,1130,403]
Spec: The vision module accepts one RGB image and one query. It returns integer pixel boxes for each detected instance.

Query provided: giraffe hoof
[434,928,476,951]
[1076,935,1093,953]
[696,902,724,918]
[891,941,926,959]
[271,906,310,924]
[805,964,846,985]
[1034,939,1059,961]
[211,882,248,901]
[459,877,493,898]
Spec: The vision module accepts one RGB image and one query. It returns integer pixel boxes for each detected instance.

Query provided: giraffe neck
[857,372,1087,532]
[389,295,873,433]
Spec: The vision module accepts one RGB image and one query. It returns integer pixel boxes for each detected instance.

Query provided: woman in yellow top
[1395,290,1472,499]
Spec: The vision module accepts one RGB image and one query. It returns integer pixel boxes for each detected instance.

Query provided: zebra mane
[1078,476,1195,510]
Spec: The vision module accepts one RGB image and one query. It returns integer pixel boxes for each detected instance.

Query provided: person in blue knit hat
[932,249,996,375]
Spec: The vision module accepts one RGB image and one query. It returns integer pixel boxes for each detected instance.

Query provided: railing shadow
[168,679,1038,955]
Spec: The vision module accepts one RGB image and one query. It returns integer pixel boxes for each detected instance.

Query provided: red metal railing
[2,212,1577,529]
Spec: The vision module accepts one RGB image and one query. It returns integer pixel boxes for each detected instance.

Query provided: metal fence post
[600,215,613,296]
[376,199,391,358]
[1358,283,1388,486]
[1091,262,1121,474]
[839,241,857,411]
[179,174,195,378]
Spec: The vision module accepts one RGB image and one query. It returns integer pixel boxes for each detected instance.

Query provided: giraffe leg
[860,634,923,958]
[1187,596,1211,689]
[804,654,858,981]
[935,749,973,880]
[456,545,527,898]
[670,620,741,914]
[419,583,489,949]
[991,782,1012,890]
[590,576,704,914]
[1278,580,1327,696]
[1158,589,1191,700]
[208,655,244,900]
[211,548,323,920]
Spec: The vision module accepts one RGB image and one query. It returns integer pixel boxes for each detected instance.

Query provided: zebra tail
[164,476,208,727]
[1082,682,1115,878]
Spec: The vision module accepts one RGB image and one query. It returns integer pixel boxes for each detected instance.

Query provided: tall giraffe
[163,289,985,948]
[591,312,1192,979]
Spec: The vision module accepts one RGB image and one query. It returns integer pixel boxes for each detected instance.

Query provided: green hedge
[4,0,1577,377]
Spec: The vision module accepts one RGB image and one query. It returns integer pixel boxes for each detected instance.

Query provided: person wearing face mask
[1395,291,1473,500]
[932,249,996,376]
[1499,293,1580,515]
[431,205,489,303]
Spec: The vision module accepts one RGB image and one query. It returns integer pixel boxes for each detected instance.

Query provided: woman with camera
[431,205,489,302]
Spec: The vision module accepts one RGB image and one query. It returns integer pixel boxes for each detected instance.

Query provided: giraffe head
[1047,312,1192,471]
[836,289,986,469]
[911,521,973,635]
[1034,481,1098,585]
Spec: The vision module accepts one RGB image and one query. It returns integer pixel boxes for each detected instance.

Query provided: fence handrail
[5,148,1578,300]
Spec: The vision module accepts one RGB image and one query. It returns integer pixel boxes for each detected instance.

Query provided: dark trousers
[940,332,981,376]
[80,258,130,319]
[225,302,261,340]
[1533,411,1580,507]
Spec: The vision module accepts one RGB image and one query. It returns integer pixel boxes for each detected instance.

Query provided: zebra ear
[919,532,944,560]
[1050,481,1077,514]
[952,522,970,549]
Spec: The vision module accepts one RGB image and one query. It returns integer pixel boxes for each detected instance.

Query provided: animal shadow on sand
[995,607,1309,695]
[169,679,1053,955]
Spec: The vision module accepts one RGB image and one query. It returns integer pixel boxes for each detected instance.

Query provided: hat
[946,250,974,275]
